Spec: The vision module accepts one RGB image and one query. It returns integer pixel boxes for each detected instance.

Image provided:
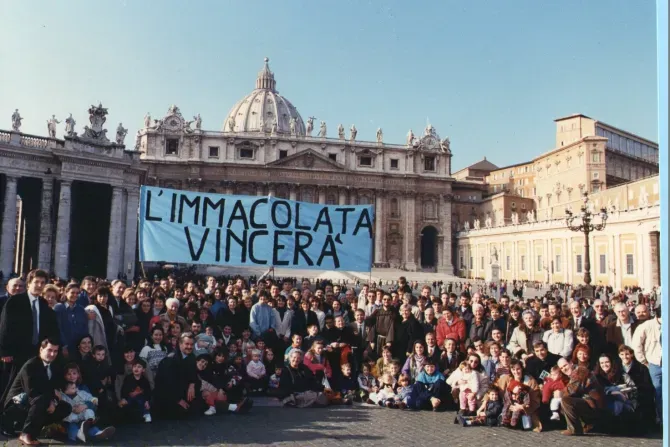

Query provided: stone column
[38,177,54,272]
[106,186,124,280]
[54,180,72,279]
[374,193,384,266]
[0,175,18,277]
[637,233,646,289]
[289,185,297,201]
[404,194,417,270]
[268,183,276,197]
[438,195,453,274]
[122,189,140,280]
[649,231,660,287]
[338,188,347,205]
[224,182,234,195]
[613,233,622,290]
[318,187,326,205]
[567,235,573,284]
[348,189,357,205]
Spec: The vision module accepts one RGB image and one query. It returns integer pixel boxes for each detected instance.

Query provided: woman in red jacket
[436,308,467,353]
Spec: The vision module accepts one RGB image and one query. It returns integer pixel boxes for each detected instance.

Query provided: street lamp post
[565,192,608,300]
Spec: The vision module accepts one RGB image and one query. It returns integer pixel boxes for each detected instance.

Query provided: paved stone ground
[5,403,661,446]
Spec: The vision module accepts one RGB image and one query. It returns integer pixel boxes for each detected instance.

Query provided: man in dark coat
[0,269,59,403]
[393,305,424,364]
[153,333,204,419]
[1,338,72,445]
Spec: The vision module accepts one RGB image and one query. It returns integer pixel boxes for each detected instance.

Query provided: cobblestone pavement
[7,404,661,447]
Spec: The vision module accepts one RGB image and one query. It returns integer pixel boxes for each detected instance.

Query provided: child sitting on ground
[246,349,267,393]
[119,359,153,423]
[335,363,358,404]
[502,380,530,429]
[457,387,503,427]
[60,381,115,442]
[394,373,413,409]
[115,346,154,405]
[357,363,378,402]
[541,365,567,421]
[370,373,397,408]
[267,364,283,398]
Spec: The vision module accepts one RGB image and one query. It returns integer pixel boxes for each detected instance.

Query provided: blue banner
[138,186,374,271]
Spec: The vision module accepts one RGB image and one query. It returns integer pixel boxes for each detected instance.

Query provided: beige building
[0,105,145,280]
[137,59,455,273]
[453,115,660,290]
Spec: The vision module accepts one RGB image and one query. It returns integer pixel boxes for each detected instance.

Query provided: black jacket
[4,357,61,408]
[278,363,324,399]
[154,350,200,405]
[0,293,59,359]
[291,310,319,337]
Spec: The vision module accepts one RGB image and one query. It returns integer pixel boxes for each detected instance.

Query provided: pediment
[267,148,346,171]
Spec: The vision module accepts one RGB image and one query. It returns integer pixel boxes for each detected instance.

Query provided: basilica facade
[137,59,456,273]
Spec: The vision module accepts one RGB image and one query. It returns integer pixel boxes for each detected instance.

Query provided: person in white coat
[542,317,574,358]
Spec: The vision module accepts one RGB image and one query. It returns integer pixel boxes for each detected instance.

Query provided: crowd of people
[0,268,662,444]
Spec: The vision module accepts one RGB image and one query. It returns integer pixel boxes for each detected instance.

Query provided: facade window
[390,159,399,169]
[424,201,436,219]
[239,147,254,159]
[328,153,337,162]
[592,152,601,163]
[626,254,634,275]
[165,138,179,155]
[506,256,510,271]
[359,156,373,167]
[521,255,526,271]
[599,254,606,274]
[521,203,526,209]
[592,183,600,193]
[555,255,561,273]
[576,255,583,273]
[593,172,599,179]
[279,150,288,159]
[460,252,464,269]
[390,198,400,217]
[424,156,436,172]
[537,255,542,272]
[208,146,219,158]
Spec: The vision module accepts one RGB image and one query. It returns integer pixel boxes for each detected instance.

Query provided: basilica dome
[223,58,306,136]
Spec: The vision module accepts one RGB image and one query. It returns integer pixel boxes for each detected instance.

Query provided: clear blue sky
[0,0,658,170]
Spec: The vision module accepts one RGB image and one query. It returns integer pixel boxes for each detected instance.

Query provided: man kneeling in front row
[1,339,72,446]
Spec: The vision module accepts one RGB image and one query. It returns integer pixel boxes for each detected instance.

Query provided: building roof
[464,157,499,172]
[223,58,306,136]
[553,113,593,122]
